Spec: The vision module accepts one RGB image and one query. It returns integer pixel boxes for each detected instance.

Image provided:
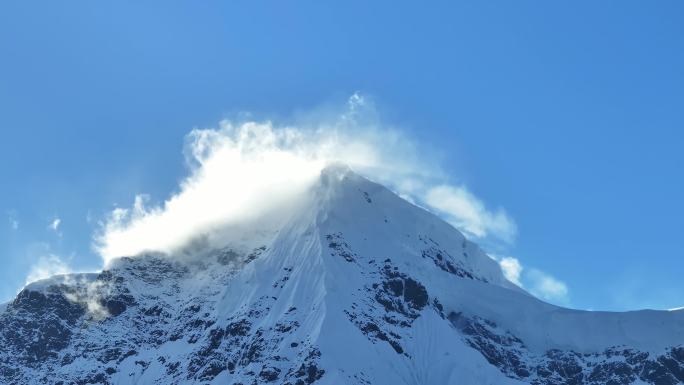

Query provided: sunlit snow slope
[1,166,683,385]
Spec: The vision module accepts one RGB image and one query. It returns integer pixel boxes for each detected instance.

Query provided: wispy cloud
[7,211,19,230]
[61,279,111,320]
[527,268,569,303]
[25,254,72,285]
[48,217,62,237]
[425,185,517,243]
[498,256,523,286]
[494,255,569,305]
[22,249,110,318]
[49,218,61,231]
[95,93,517,264]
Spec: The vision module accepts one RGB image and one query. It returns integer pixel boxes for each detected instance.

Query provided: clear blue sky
[1,1,682,311]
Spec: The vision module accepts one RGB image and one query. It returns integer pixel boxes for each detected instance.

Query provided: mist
[95,94,515,265]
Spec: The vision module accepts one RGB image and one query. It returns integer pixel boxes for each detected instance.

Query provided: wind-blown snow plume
[527,268,569,303]
[96,94,516,264]
[25,254,72,285]
[425,185,517,243]
[494,255,570,305]
[498,256,523,286]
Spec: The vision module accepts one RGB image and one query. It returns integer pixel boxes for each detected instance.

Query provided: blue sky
[1,1,683,311]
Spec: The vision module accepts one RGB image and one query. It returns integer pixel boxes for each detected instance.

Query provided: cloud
[495,256,569,304]
[95,93,516,264]
[61,279,111,320]
[50,218,61,230]
[48,217,62,236]
[527,268,569,303]
[498,256,523,286]
[25,254,72,285]
[6,210,19,230]
[23,250,110,319]
[425,185,517,243]
[96,126,329,262]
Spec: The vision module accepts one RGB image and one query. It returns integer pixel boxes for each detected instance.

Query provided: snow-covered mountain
[1,166,683,384]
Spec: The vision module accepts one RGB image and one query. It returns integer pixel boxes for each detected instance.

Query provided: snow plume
[498,256,523,287]
[494,255,570,305]
[96,126,323,263]
[96,93,516,264]
[24,258,111,319]
[25,254,72,285]
[425,186,516,243]
[61,279,111,320]
[527,268,569,303]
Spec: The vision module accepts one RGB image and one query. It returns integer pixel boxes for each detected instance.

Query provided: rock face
[1,167,683,384]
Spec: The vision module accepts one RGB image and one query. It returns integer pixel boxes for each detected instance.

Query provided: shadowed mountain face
[1,167,683,385]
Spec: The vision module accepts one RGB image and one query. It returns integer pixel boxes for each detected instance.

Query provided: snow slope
[1,166,682,385]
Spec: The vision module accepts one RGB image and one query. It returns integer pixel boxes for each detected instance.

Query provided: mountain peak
[2,172,684,384]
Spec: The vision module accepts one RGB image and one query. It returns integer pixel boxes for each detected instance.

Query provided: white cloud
[96,125,329,262]
[498,256,523,286]
[425,185,517,243]
[22,250,109,318]
[527,268,569,303]
[95,93,516,264]
[25,254,72,285]
[25,259,111,319]
[495,256,569,304]
[49,217,62,236]
[61,279,111,320]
